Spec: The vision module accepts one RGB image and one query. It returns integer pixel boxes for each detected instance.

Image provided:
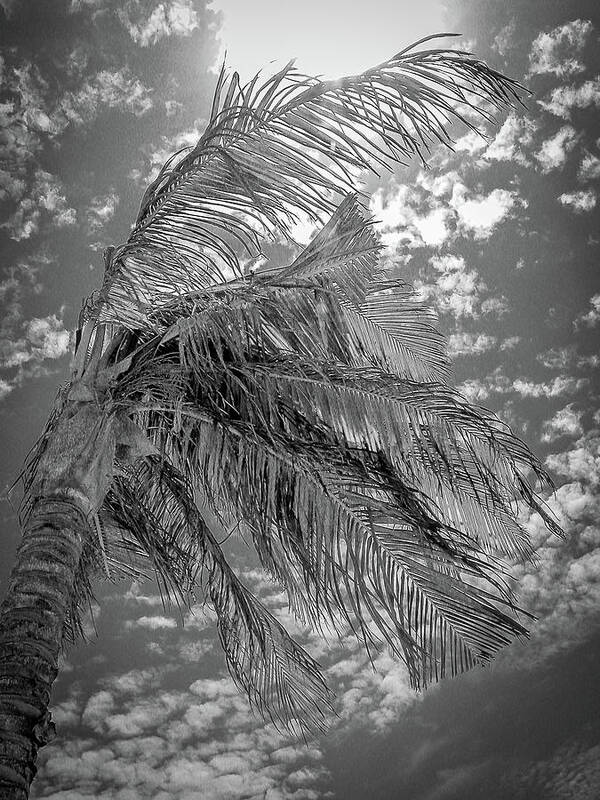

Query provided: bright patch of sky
[211,0,445,79]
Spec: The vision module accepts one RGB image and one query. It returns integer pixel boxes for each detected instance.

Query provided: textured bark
[0,498,90,800]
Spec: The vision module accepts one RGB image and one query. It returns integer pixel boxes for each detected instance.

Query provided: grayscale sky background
[1,1,599,798]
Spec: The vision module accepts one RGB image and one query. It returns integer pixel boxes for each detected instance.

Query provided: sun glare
[211,0,446,80]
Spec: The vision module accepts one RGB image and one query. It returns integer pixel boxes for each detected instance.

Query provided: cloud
[130,124,205,189]
[415,255,482,319]
[492,19,517,58]
[411,206,451,247]
[457,371,588,402]
[501,336,521,350]
[369,182,452,250]
[449,184,520,239]
[370,173,521,253]
[540,78,600,119]
[1,170,76,240]
[578,152,600,181]
[512,376,588,398]
[37,662,332,799]
[0,256,66,399]
[0,313,70,375]
[121,581,167,606]
[541,404,584,442]
[59,69,153,124]
[510,450,600,665]
[482,113,537,165]
[447,332,497,356]
[86,192,119,234]
[453,130,487,157]
[125,615,178,630]
[0,378,13,401]
[528,19,593,77]
[121,1,200,47]
[575,293,600,328]
[26,314,71,360]
[558,189,597,212]
[546,430,600,487]
[534,126,578,172]
[69,0,108,10]
[538,345,600,370]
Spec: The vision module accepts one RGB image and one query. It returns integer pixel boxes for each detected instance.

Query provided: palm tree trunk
[0,497,91,800]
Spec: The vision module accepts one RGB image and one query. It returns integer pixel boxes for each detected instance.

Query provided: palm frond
[103,455,334,732]
[32,39,561,735]
[149,403,529,687]
[96,37,523,322]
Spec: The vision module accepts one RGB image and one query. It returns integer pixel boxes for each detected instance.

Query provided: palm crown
[24,36,560,735]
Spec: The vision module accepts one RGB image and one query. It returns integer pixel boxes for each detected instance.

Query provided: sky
[1,0,599,798]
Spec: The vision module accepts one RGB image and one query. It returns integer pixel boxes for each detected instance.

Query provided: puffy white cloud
[510,423,600,665]
[87,192,119,233]
[500,336,521,350]
[369,183,424,250]
[534,125,578,172]
[493,19,517,58]
[447,332,497,356]
[59,69,153,124]
[457,371,587,401]
[482,114,537,165]
[415,255,482,319]
[449,184,520,239]
[0,377,13,401]
[411,206,451,247]
[416,170,461,199]
[546,430,600,487]
[558,189,597,212]
[480,296,510,317]
[1,170,76,240]
[513,376,588,397]
[371,174,521,251]
[540,78,600,119]
[121,1,199,47]
[38,660,331,799]
[578,152,600,181]
[541,404,584,442]
[130,124,205,189]
[69,0,108,10]
[0,257,50,397]
[26,314,71,360]
[575,293,600,328]
[125,615,178,630]
[121,582,166,606]
[370,174,459,249]
[538,345,600,370]
[453,130,487,157]
[1,313,70,374]
[529,19,593,77]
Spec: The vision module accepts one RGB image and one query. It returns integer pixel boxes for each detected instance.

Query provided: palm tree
[0,36,560,798]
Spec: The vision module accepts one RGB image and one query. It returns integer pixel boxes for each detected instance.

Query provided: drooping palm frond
[100,456,335,733]
[25,39,559,733]
[93,35,524,325]
[88,212,556,701]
